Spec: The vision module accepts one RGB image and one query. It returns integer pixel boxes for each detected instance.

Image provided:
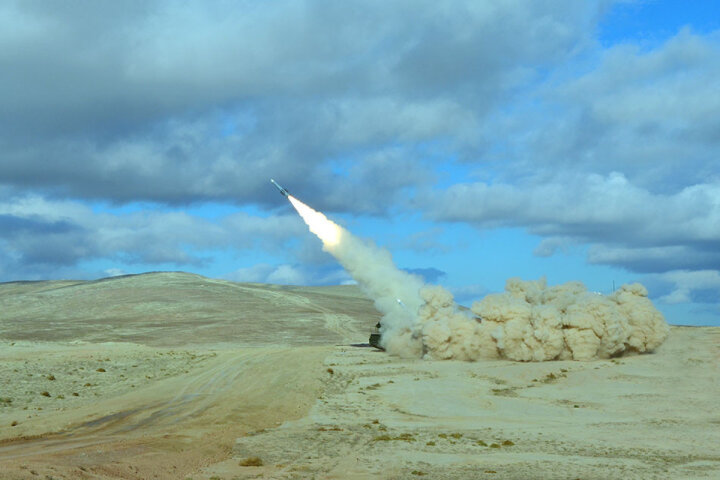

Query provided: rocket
[270,178,290,197]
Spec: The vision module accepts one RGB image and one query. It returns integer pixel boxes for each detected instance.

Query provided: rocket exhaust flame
[277,183,669,361]
[288,196,343,247]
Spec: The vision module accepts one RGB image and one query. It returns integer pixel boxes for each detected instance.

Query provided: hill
[0,271,380,346]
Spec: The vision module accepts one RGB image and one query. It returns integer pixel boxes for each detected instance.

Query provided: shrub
[239,457,263,467]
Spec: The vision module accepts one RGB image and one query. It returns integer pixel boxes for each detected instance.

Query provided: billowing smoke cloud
[420,279,669,361]
[289,197,669,361]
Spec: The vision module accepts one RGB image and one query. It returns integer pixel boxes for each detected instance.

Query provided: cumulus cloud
[224,263,351,286]
[428,173,720,274]
[476,28,720,191]
[643,270,720,305]
[0,0,603,211]
[0,196,306,280]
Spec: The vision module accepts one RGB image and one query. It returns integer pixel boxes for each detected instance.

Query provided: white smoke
[323,229,426,357]
[290,197,669,361]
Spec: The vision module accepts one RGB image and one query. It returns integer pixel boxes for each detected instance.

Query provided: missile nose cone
[270,178,290,197]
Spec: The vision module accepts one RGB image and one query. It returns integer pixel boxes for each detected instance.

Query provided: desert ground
[1,272,718,480]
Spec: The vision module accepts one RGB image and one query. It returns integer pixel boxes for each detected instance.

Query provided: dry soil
[0,272,718,479]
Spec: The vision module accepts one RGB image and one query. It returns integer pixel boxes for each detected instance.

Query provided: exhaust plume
[289,196,669,361]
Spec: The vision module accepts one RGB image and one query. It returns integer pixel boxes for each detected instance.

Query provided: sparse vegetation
[411,470,426,476]
[96,367,106,372]
[373,433,415,442]
[492,388,518,397]
[47,374,56,381]
[533,371,568,384]
[40,391,51,397]
[317,425,343,431]
[239,456,263,467]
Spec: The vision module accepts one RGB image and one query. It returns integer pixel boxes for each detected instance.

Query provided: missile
[270,178,290,197]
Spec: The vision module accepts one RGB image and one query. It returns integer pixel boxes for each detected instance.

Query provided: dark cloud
[0,214,80,235]
[587,245,720,274]
[0,0,602,211]
[0,214,89,266]
[426,173,720,275]
[0,196,307,280]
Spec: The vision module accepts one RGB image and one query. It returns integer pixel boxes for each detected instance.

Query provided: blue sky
[1,0,719,326]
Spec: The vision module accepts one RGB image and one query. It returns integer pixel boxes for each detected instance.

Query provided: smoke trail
[289,196,425,356]
[288,196,669,361]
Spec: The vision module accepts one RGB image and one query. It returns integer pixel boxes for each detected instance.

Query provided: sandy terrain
[1,272,718,479]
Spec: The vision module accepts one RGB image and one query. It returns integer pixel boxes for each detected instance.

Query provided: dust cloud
[289,197,669,361]
[419,279,669,361]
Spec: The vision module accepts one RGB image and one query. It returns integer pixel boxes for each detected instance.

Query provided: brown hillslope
[0,271,719,480]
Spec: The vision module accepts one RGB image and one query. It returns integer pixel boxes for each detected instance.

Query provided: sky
[1,0,719,326]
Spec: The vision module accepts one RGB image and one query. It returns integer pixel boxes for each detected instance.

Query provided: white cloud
[104,268,126,277]
[224,263,350,286]
[480,28,720,192]
[0,0,603,209]
[427,173,720,273]
[449,284,491,306]
[0,195,305,279]
[645,270,720,305]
